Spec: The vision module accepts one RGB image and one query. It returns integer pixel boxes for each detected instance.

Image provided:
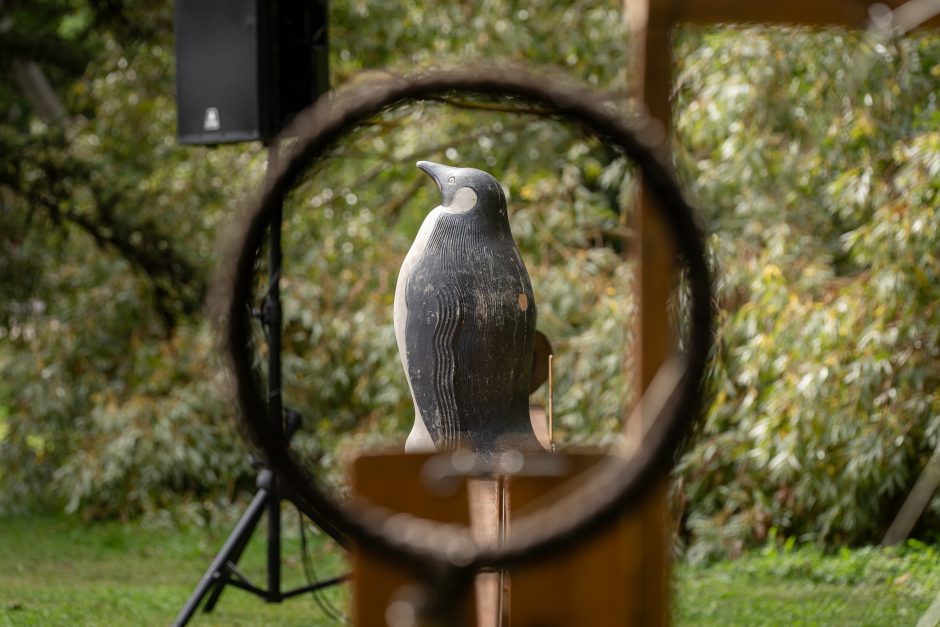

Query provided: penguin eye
[448,177,456,184]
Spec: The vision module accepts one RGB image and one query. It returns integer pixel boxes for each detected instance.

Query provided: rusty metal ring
[214,64,713,573]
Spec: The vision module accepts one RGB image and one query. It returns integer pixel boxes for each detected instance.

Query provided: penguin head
[416,161,506,216]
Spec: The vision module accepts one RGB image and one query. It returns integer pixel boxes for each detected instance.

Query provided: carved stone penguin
[394,161,544,460]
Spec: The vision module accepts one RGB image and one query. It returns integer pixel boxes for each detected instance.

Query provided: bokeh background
[3,0,940,568]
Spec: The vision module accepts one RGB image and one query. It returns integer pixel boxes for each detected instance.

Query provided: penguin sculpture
[394,161,544,460]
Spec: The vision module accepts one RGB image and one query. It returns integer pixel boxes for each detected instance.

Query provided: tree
[673,25,940,558]
[0,0,636,518]
[1,0,265,516]
[3,1,939,558]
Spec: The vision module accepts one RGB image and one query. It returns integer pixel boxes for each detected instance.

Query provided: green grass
[676,541,940,626]
[0,513,938,625]
[0,513,348,626]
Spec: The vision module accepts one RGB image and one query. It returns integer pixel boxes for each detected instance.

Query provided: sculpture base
[350,451,668,626]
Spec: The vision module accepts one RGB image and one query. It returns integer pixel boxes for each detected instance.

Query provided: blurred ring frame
[216,65,714,579]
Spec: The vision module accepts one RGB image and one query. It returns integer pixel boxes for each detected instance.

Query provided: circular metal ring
[215,64,713,573]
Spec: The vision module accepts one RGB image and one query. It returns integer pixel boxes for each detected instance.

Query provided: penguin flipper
[431,284,463,450]
[404,279,465,451]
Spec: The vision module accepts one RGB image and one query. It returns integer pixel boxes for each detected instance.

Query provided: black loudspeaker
[175,0,328,145]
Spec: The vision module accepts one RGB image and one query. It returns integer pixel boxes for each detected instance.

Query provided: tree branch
[12,61,66,123]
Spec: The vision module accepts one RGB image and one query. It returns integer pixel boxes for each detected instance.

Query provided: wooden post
[882,445,940,546]
[614,2,940,623]
[627,2,676,624]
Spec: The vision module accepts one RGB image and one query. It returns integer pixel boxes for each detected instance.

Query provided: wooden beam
[621,2,677,625]
[644,0,940,28]
[619,1,940,625]
[632,7,675,400]
[882,444,940,546]
[619,2,938,625]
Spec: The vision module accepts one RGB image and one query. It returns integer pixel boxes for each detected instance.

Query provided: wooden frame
[630,0,940,29]
[352,2,939,624]
[628,0,938,624]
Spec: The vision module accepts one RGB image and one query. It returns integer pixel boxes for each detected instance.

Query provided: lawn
[677,540,940,626]
[0,513,938,626]
[0,513,348,626]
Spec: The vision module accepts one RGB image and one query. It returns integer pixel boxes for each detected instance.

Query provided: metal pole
[267,478,282,601]
[265,140,283,601]
[266,141,284,440]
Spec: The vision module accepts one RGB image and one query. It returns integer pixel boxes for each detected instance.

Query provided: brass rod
[547,354,554,450]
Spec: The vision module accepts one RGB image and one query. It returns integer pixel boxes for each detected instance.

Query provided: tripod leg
[172,488,270,627]
[201,504,261,613]
[267,475,282,602]
[200,577,228,615]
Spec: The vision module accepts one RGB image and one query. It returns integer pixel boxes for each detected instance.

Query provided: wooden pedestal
[350,452,668,626]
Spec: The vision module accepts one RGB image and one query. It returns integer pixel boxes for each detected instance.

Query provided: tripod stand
[173,143,347,626]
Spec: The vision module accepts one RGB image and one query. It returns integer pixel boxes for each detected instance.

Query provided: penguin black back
[394,161,543,460]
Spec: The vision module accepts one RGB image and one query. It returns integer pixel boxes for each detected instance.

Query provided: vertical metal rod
[266,141,284,439]
[547,354,554,450]
[497,475,509,626]
[265,140,283,601]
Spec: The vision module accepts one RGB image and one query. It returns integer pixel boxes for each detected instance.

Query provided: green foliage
[737,535,940,590]
[1,1,266,515]
[1,0,635,516]
[674,26,940,557]
[3,0,940,561]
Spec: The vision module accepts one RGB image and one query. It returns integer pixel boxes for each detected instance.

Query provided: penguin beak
[418,161,463,209]
[416,160,450,191]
